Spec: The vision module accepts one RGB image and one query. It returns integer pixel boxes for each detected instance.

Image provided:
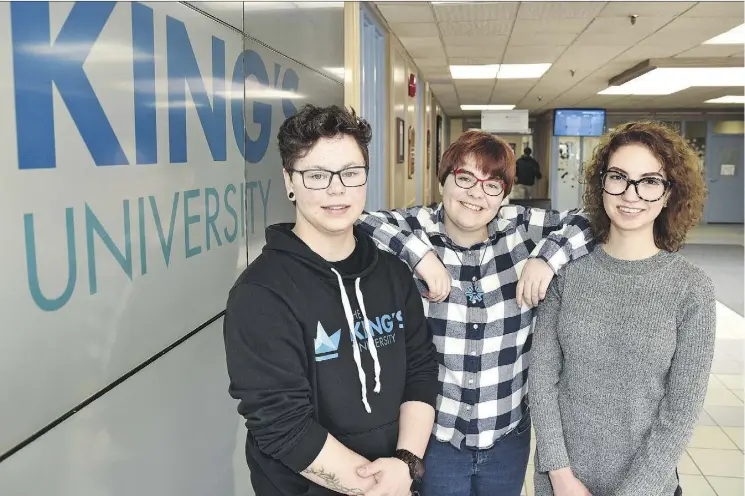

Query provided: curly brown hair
[582,121,707,252]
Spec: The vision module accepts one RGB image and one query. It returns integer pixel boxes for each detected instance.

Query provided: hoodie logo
[315,322,342,362]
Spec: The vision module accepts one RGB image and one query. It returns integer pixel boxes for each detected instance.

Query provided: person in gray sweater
[529,121,716,496]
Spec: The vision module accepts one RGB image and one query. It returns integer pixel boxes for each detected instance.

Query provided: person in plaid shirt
[356,130,595,496]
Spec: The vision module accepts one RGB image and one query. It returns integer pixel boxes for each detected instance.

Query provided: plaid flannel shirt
[356,203,594,450]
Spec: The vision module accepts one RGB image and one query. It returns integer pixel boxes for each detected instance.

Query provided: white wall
[0,1,343,494]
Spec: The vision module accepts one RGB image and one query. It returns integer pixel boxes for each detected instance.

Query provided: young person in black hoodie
[224,105,438,496]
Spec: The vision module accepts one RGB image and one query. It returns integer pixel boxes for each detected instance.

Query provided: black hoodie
[224,224,438,496]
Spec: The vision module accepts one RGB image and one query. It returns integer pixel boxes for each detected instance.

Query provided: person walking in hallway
[356,130,596,496]
[224,105,438,496]
[529,121,716,496]
[514,147,542,199]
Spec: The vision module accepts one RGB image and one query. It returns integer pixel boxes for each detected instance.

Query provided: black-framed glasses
[290,166,369,190]
[452,169,504,197]
[601,170,673,202]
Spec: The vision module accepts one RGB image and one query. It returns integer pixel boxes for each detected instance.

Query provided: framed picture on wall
[426,129,431,170]
[396,118,405,164]
[436,115,442,172]
[408,126,416,179]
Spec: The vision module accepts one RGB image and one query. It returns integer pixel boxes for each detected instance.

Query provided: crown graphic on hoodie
[315,322,342,362]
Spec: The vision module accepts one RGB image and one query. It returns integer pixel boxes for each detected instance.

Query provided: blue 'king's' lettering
[13,2,304,311]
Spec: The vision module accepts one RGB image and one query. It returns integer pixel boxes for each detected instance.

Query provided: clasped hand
[356,457,413,496]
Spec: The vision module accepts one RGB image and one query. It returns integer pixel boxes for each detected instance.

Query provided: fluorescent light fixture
[705,95,745,104]
[461,104,515,110]
[599,67,745,95]
[450,65,499,79]
[703,24,745,44]
[450,63,551,80]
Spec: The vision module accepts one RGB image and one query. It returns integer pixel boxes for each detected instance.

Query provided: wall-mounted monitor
[553,109,606,137]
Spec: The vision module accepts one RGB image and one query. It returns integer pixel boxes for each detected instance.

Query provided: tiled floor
[521,302,745,496]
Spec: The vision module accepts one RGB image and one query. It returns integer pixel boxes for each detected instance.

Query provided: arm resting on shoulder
[356,206,436,271]
[499,205,595,274]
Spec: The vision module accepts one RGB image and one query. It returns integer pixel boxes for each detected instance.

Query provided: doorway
[705,130,744,224]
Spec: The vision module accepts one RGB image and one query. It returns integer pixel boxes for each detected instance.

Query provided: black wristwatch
[393,449,425,484]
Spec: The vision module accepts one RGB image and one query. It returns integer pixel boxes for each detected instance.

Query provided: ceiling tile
[442,35,509,47]
[420,66,452,77]
[448,56,503,65]
[511,18,594,35]
[434,2,519,22]
[438,21,513,37]
[455,80,497,92]
[502,45,567,64]
[413,56,449,68]
[573,16,671,46]
[405,43,446,59]
[375,2,435,23]
[398,36,442,50]
[491,80,532,103]
[509,31,579,47]
[598,2,696,18]
[517,2,606,20]
[613,40,687,62]
[552,45,629,73]
[446,44,506,58]
[681,1,745,18]
[389,22,439,38]
[430,83,457,95]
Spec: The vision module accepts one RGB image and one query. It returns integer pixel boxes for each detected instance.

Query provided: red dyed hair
[438,130,516,196]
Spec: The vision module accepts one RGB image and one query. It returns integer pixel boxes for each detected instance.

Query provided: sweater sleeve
[528,274,571,472]
[223,283,328,473]
[400,268,439,407]
[614,276,717,496]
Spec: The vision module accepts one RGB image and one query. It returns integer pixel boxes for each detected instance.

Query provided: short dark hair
[277,104,372,171]
[438,130,516,196]
[524,147,532,155]
[582,121,707,252]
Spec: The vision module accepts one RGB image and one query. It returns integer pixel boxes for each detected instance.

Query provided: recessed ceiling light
[450,63,551,80]
[599,67,745,95]
[461,104,516,111]
[705,95,745,104]
[703,24,745,45]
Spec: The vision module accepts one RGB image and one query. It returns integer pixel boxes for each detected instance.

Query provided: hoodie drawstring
[356,278,381,394]
[331,268,381,413]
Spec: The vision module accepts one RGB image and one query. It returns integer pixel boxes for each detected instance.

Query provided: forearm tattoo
[302,466,365,495]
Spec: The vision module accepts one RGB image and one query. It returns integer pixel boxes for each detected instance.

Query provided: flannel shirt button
[470,351,476,356]
[471,276,477,281]
[473,324,478,329]
[468,379,474,385]
[466,406,472,411]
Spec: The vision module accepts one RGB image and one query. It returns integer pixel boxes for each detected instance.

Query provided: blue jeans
[421,414,531,496]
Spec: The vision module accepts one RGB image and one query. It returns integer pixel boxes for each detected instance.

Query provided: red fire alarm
[408,74,416,97]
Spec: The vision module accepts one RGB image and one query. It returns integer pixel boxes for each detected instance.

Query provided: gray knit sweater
[529,247,716,496]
